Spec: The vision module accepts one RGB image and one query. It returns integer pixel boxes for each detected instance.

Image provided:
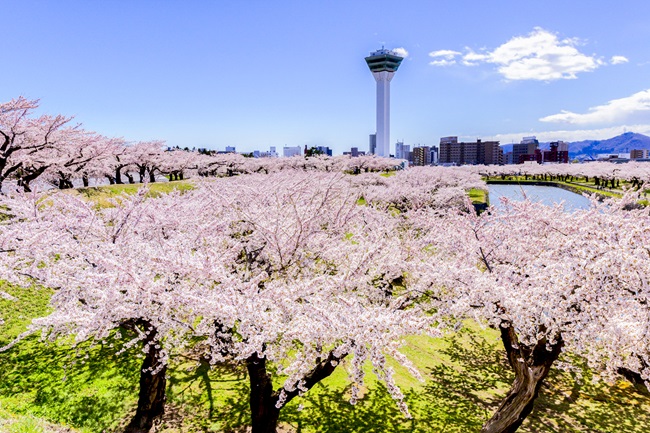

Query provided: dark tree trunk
[247,353,281,433]
[82,174,89,187]
[126,173,135,184]
[106,175,116,185]
[124,326,167,433]
[246,350,347,433]
[481,325,563,433]
[115,166,123,184]
[149,170,156,183]
[139,166,146,183]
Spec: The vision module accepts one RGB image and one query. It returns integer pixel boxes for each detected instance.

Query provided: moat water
[488,184,592,211]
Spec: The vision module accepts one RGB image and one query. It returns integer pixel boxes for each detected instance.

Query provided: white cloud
[429,59,456,67]
[392,47,409,58]
[540,89,650,124]
[430,28,604,81]
[429,49,461,60]
[462,50,489,66]
[611,55,629,65]
[482,124,650,144]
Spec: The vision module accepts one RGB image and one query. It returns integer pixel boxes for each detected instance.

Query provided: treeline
[0,97,399,193]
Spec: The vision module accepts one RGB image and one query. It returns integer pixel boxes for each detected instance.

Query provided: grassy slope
[2,178,650,432]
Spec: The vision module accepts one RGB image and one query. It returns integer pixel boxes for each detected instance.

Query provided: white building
[283,146,302,157]
[365,49,404,157]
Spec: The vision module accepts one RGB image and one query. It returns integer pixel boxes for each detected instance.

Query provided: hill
[498,132,650,160]
[569,132,650,159]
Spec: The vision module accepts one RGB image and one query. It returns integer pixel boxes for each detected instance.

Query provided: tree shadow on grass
[0,284,140,431]
[0,335,140,432]
[417,330,650,433]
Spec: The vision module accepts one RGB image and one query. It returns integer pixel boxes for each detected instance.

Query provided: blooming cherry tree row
[0,171,439,432]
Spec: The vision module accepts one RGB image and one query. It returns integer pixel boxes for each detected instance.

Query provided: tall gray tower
[365,48,404,157]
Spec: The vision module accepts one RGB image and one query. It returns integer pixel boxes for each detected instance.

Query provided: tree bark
[124,325,167,433]
[246,350,347,433]
[247,353,281,433]
[115,166,123,184]
[481,325,563,433]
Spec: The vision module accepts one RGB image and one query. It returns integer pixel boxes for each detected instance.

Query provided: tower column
[365,48,403,158]
[373,71,394,157]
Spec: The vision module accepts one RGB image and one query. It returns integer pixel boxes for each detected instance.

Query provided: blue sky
[2,0,649,154]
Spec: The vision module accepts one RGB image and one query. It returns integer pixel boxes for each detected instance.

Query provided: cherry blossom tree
[129,140,166,183]
[0,187,240,431]
[186,173,431,432]
[411,194,650,433]
[41,133,125,189]
[0,97,73,192]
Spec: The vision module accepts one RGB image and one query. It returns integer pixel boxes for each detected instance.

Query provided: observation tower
[365,48,404,157]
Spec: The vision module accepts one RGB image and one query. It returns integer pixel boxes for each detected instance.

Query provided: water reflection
[488,184,592,212]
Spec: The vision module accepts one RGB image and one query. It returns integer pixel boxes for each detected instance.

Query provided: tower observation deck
[365,48,404,157]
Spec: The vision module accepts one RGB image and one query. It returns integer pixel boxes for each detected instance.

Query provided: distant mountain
[568,132,650,160]
[498,132,650,160]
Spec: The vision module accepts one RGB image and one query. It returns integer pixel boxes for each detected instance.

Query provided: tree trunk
[149,170,156,183]
[124,327,167,433]
[247,353,281,433]
[82,174,89,187]
[116,166,123,184]
[481,325,563,433]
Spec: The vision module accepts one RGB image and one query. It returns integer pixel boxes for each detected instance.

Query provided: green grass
[3,282,650,433]
[468,188,488,205]
[0,282,140,433]
[73,180,195,208]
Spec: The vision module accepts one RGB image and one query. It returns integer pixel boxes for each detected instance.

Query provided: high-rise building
[630,149,649,160]
[369,134,376,155]
[365,48,404,157]
[429,146,439,165]
[543,141,569,163]
[395,141,410,160]
[480,140,504,165]
[412,146,432,166]
[225,146,236,153]
[439,136,502,165]
[512,136,539,164]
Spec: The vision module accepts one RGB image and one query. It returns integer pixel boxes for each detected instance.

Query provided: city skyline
[2,0,649,154]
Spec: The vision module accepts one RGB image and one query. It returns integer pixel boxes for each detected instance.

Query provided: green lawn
[72,180,195,208]
[2,282,650,432]
[468,188,488,205]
